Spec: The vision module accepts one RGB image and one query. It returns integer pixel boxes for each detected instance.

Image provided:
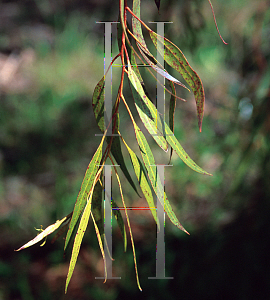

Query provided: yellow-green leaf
[133,122,188,233]
[128,64,168,152]
[64,140,104,251]
[92,76,140,197]
[132,79,211,175]
[65,169,102,293]
[165,122,212,176]
[115,171,142,291]
[121,136,159,229]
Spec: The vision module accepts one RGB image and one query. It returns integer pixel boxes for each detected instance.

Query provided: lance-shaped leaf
[135,36,189,89]
[112,197,127,252]
[150,31,205,132]
[132,0,149,53]
[92,76,106,132]
[15,216,68,251]
[110,136,140,197]
[92,174,127,252]
[131,48,143,84]
[128,62,210,175]
[168,81,176,163]
[64,139,104,251]
[165,122,212,176]
[128,65,168,152]
[92,76,140,197]
[133,80,211,175]
[115,170,142,291]
[121,135,159,229]
[91,177,103,235]
[133,122,188,233]
[131,0,189,90]
[65,169,103,293]
[169,81,176,134]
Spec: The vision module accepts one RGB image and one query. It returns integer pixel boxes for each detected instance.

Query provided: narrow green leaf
[115,171,142,291]
[121,136,159,229]
[91,169,127,251]
[91,177,104,235]
[90,173,127,252]
[133,122,188,233]
[92,76,105,133]
[168,81,176,163]
[128,65,168,152]
[130,66,211,175]
[169,81,176,134]
[132,0,149,52]
[150,31,205,132]
[111,136,141,197]
[165,122,212,176]
[92,76,140,197]
[131,49,143,84]
[130,3,189,90]
[15,216,68,251]
[91,210,107,281]
[65,169,102,293]
[112,198,127,252]
[92,76,119,134]
[64,140,104,251]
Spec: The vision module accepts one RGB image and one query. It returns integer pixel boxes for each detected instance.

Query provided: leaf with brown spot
[150,31,205,132]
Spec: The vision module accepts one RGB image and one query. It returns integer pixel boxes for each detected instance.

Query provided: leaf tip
[198,120,203,133]
[183,227,190,235]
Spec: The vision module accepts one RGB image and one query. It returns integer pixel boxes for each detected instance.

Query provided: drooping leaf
[168,81,176,163]
[165,122,212,176]
[130,1,189,90]
[115,170,142,291]
[121,135,159,229]
[129,64,210,175]
[91,176,104,235]
[132,0,149,53]
[154,0,161,12]
[51,221,70,244]
[92,76,105,132]
[91,210,107,281]
[93,174,127,252]
[15,215,69,251]
[168,81,176,134]
[112,197,127,252]
[137,42,189,89]
[128,65,168,152]
[110,136,141,197]
[131,48,143,84]
[133,122,188,233]
[150,31,205,132]
[65,168,103,293]
[92,76,140,197]
[64,139,104,251]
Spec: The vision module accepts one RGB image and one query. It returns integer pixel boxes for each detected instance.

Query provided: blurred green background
[1,0,270,299]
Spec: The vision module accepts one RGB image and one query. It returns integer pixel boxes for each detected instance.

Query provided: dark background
[1,0,270,299]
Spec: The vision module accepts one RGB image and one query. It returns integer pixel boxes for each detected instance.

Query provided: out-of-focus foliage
[0,0,270,299]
